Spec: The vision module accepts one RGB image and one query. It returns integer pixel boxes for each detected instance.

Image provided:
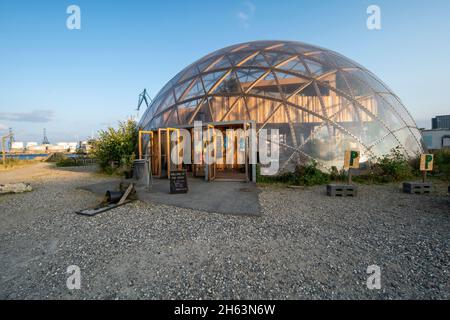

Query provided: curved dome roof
[140,40,423,171]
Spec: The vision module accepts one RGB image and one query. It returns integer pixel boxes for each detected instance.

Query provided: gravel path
[0,164,449,299]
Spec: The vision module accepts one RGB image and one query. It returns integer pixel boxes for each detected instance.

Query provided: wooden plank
[118,183,134,205]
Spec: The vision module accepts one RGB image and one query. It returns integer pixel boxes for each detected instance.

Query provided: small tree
[92,119,138,174]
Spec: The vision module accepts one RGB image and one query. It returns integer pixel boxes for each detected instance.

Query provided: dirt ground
[0,163,449,299]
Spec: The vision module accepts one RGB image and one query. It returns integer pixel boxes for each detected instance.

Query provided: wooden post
[348,168,352,185]
[422,170,426,183]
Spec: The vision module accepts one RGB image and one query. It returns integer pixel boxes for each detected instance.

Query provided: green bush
[56,157,82,167]
[330,166,347,182]
[354,147,414,183]
[91,119,138,174]
[377,147,414,182]
[293,161,330,186]
[433,150,450,180]
[257,161,330,186]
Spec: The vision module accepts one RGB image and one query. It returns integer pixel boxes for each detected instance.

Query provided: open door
[205,124,216,181]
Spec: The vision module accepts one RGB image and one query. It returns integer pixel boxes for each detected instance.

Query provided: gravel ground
[0,164,449,299]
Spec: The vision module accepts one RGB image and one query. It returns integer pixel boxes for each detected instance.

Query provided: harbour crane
[136,89,152,119]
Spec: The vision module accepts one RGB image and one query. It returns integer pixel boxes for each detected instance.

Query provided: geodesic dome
[139,40,423,171]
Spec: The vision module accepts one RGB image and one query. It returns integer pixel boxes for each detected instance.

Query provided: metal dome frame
[140,40,423,171]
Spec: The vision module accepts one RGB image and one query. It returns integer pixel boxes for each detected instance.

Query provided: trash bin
[133,159,146,181]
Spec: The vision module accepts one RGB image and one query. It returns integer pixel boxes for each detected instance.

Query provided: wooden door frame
[166,127,181,177]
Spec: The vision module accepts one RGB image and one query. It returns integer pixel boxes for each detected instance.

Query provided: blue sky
[1,0,449,142]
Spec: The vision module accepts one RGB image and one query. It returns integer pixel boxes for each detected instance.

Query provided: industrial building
[432,115,450,130]
[138,40,423,181]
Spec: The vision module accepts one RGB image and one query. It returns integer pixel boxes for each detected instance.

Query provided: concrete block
[327,184,357,197]
[403,182,432,194]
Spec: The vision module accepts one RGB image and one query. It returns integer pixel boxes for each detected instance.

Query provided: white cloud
[0,110,54,123]
[237,1,256,29]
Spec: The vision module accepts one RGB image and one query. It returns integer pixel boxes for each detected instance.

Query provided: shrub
[293,161,330,186]
[91,119,138,174]
[330,166,347,182]
[257,161,330,186]
[433,150,450,180]
[354,147,414,183]
[377,147,414,182]
[56,157,82,167]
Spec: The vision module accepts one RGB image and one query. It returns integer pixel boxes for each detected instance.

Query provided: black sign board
[170,170,188,194]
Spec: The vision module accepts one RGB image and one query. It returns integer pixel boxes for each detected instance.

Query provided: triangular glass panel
[303,51,334,69]
[212,56,232,70]
[164,107,180,126]
[211,72,240,95]
[155,92,176,115]
[174,79,195,101]
[247,72,283,101]
[327,52,359,69]
[273,71,309,96]
[181,78,206,102]
[299,126,360,169]
[372,95,406,131]
[393,127,422,158]
[335,71,372,99]
[235,69,267,91]
[277,57,309,76]
[201,71,227,93]
[369,133,399,158]
[376,93,416,127]
[264,52,294,67]
[178,65,199,83]
[241,53,270,68]
[290,43,321,54]
[303,58,333,76]
[192,100,212,123]
[227,51,256,67]
[149,114,164,129]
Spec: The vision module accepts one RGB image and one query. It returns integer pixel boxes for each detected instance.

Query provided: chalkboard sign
[170,170,188,194]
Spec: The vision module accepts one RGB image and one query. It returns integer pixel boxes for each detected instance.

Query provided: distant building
[432,115,450,130]
[79,141,93,153]
[27,145,46,152]
[422,129,450,151]
[11,142,24,152]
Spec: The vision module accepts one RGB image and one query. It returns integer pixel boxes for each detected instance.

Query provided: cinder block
[402,182,432,194]
[327,184,358,197]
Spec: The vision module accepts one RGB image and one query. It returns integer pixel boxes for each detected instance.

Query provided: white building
[11,142,24,151]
